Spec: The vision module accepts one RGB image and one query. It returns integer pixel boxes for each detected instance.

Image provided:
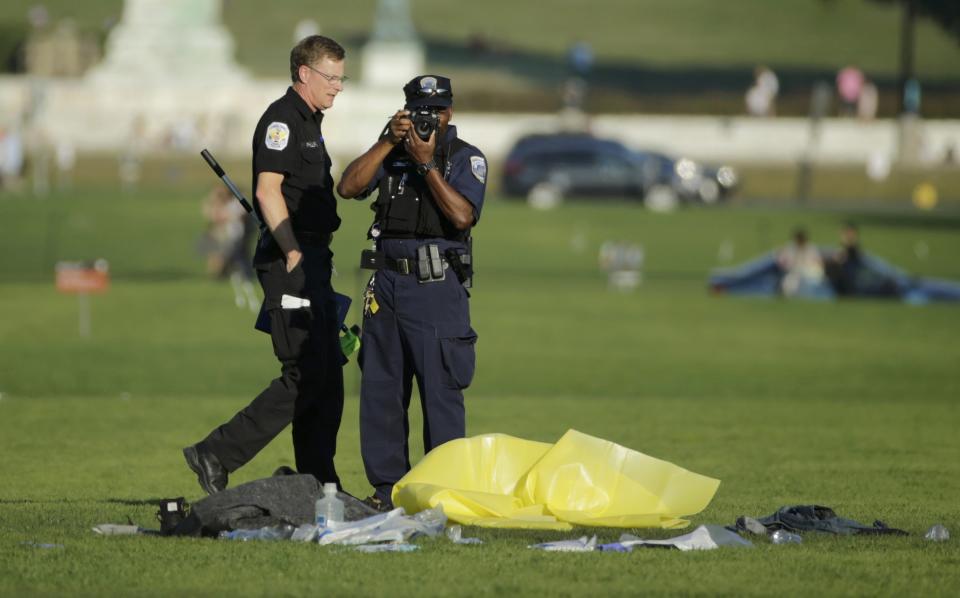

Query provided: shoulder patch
[469,155,487,184]
[265,122,290,151]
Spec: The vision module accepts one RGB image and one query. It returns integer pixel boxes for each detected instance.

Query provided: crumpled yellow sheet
[392,429,720,530]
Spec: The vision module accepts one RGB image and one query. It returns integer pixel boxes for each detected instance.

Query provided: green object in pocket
[340,324,361,358]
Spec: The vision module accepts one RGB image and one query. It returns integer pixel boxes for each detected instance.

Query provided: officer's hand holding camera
[385,110,412,144]
[404,127,436,167]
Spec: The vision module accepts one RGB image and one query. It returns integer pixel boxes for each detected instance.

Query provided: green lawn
[1,190,959,595]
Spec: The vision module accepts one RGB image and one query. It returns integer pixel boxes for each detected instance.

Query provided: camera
[156,497,189,535]
[409,107,440,141]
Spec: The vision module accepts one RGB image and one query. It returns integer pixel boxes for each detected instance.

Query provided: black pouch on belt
[416,244,445,283]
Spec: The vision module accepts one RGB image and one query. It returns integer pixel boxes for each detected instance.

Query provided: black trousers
[201,244,344,486]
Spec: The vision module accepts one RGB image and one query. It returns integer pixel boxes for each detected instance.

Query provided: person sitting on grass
[776,228,831,299]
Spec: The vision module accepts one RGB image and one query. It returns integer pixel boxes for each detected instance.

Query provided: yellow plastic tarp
[392,429,721,531]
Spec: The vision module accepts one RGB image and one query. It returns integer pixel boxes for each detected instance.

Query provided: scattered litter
[219,524,295,541]
[619,525,753,551]
[736,516,768,536]
[314,482,344,527]
[317,506,446,546]
[924,524,949,542]
[446,525,482,545]
[291,523,320,542]
[210,505,445,546]
[20,542,64,549]
[770,530,803,545]
[354,543,419,553]
[172,475,377,537]
[737,505,908,536]
[157,497,189,535]
[529,535,597,552]
[92,524,141,536]
[597,542,632,552]
[318,510,405,545]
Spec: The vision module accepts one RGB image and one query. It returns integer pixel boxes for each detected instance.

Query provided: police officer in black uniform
[338,75,487,511]
[182,36,348,494]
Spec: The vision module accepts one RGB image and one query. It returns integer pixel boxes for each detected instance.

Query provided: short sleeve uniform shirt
[251,87,340,235]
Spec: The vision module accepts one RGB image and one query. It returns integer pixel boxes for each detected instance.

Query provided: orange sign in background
[55,261,110,294]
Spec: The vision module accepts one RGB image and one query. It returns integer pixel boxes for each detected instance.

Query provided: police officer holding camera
[338,75,487,511]
[182,36,348,494]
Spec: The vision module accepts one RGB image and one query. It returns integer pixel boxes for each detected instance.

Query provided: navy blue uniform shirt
[362,125,487,224]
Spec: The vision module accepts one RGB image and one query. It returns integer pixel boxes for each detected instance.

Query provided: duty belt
[360,250,417,275]
[360,246,448,283]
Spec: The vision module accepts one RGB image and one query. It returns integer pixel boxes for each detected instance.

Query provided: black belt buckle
[361,249,413,275]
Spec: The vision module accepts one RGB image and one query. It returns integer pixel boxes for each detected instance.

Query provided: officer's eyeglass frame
[304,64,349,85]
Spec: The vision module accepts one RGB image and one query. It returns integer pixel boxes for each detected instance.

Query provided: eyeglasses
[305,64,349,85]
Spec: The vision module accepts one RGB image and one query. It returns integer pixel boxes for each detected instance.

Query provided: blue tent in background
[708,248,960,304]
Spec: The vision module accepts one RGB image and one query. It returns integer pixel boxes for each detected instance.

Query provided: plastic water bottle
[924,524,949,542]
[770,530,803,545]
[314,483,344,528]
[219,524,294,541]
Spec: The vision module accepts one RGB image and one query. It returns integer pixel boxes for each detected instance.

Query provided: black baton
[200,148,265,230]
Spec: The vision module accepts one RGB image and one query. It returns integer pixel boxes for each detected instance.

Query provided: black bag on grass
[171,474,376,537]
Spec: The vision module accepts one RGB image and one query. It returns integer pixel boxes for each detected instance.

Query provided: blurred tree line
[868,0,960,41]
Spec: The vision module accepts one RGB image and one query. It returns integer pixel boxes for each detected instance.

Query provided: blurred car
[501,133,738,209]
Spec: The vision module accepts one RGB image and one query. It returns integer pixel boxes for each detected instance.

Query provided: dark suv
[501,133,737,207]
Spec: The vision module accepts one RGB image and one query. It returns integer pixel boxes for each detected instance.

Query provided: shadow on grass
[473,525,691,544]
[0,498,165,506]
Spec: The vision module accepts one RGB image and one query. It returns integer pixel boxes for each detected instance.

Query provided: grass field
[1,188,959,595]
[15,152,960,205]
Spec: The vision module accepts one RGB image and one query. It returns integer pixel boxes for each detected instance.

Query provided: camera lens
[415,120,432,138]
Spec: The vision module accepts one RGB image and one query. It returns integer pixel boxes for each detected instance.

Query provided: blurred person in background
[198,185,258,311]
[777,227,830,298]
[836,66,865,116]
[825,221,862,296]
[118,116,146,193]
[823,222,898,298]
[567,40,594,78]
[338,75,486,512]
[745,65,779,117]
[0,123,25,192]
[55,138,75,191]
[183,35,348,495]
[857,80,878,121]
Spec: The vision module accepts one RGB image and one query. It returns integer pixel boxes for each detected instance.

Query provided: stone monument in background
[86,0,247,83]
[23,0,268,158]
[362,0,425,88]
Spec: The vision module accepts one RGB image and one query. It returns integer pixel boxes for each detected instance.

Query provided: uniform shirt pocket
[301,143,326,164]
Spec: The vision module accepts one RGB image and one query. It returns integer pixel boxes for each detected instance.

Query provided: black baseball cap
[404,75,453,108]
